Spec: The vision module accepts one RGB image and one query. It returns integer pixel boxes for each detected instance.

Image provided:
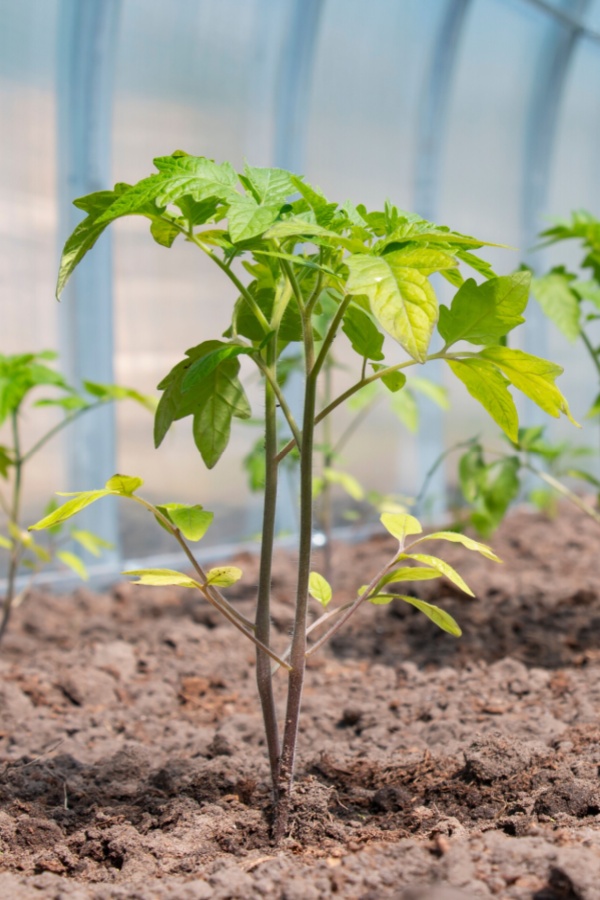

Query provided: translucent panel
[0,0,68,550]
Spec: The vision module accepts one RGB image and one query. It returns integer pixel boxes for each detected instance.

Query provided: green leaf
[0,534,13,550]
[381,371,407,393]
[71,529,113,557]
[396,595,461,637]
[341,305,385,361]
[0,446,13,478]
[56,551,88,581]
[150,217,180,248]
[227,196,282,242]
[241,164,295,204]
[205,566,242,587]
[264,217,363,252]
[380,512,422,543]
[29,490,111,530]
[383,245,458,274]
[289,175,338,226]
[375,566,441,590]
[156,503,214,541]
[309,571,333,607]
[105,474,143,495]
[346,253,438,362]
[182,344,254,392]
[438,273,529,347]
[410,531,501,562]
[447,358,518,441]
[531,270,581,342]
[479,346,579,427]
[124,568,200,588]
[399,553,474,596]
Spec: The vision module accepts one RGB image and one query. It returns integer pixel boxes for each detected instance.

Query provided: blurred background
[2,0,600,574]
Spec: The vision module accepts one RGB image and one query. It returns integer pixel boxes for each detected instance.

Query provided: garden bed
[1,503,600,898]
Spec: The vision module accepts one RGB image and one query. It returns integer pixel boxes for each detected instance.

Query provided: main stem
[275,320,317,841]
[255,346,282,795]
[0,413,23,643]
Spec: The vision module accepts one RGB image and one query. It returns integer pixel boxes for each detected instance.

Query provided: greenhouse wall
[2,0,600,575]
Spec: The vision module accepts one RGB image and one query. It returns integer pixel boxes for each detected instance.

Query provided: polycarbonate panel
[0,0,69,546]
[111,0,290,555]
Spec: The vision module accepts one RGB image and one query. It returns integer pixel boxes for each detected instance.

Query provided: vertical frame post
[56,0,122,555]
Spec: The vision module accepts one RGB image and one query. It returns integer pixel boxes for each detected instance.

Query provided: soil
[2,503,600,898]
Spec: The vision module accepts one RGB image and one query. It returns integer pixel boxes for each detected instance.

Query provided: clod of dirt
[533,865,584,900]
[462,732,545,782]
[534,780,600,818]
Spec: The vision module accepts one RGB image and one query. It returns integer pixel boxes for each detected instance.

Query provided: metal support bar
[56,0,122,556]
[521,0,590,425]
[413,0,473,517]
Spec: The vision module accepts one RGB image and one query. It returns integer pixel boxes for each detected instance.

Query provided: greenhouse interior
[3,1,600,896]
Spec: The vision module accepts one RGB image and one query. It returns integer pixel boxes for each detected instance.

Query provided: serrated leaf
[384,246,458,274]
[290,175,338,226]
[156,503,214,541]
[346,253,438,362]
[70,529,113,557]
[105,474,143,495]
[479,346,579,427]
[531,271,581,342]
[264,217,362,252]
[396,595,462,636]
[242,165,295,204]
[380,512,422,543]
[309,571,333,607]
[150,217,180,248]
[439,273,529,347]
[182,344,254,392]
[399,552,474,596]
[227,196,282,242]
[447,358,518,441]
[124,568,200,588]
[57,550,88,580]
[410,531,501,562]
[29,490,111,531]
[341,305,385,361]
[205,566,242,587]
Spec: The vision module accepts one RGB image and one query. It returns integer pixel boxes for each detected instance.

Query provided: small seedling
[0,350,151,641]
[31,153,577,839]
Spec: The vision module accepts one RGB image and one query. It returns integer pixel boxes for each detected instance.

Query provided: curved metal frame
[413,0,474,516]
[56,0,122,554]
[521,0,590,412]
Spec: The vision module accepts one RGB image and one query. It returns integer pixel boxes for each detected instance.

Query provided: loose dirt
[1,504,600,898]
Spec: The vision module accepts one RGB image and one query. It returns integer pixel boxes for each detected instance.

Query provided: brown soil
[2,504,600,898]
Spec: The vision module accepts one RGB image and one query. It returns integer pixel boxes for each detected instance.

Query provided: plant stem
[131,497,291,670]
[255,345,282,795]
[321,360,334,583]
[274,313,317,842]
[523,461,600,526]
[254,358,302,450]
[0,413,23,644]
[20,401,106,465]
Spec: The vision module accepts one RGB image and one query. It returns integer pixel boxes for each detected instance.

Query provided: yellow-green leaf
[399,552,474,596]
[479,347,579,428]
[397,595,462,636]
[380,512,422,544]
[410,531,501,562]
[0,534,12,550]
[205,566,242,587]
[124,568,200,588]
[29,490,111,531]
[71,529,114,557]
[156,503,214,541]
[346,254,438,362]
[57,550,88,581]
[447,358,518,441]
[309,571,333,607]
[105,474,143,494]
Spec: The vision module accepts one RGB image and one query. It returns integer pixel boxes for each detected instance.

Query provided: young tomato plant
[31,153,577,839]
[0,350,151,642]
